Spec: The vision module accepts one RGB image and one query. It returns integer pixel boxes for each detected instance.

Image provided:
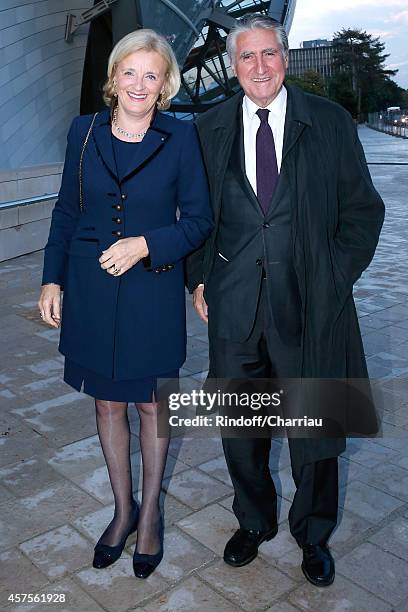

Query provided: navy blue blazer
[42,109,213,379]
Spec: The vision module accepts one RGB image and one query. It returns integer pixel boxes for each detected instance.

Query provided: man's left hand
[99,236,149,276]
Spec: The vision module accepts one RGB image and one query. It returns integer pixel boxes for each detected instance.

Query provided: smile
[127,92,148,100]
[252,77,271,82]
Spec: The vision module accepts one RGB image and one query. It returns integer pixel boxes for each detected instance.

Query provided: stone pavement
[0,126,407,612]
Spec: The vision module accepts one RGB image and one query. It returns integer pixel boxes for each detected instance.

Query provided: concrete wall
[0,0,93,171]
[0,164,61,262]
[0,164,62,204]
[0,196,56,263]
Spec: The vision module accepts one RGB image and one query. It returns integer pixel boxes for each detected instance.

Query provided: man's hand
[99,236,149,276]
[38,283,61,328]
[193,284,208,324]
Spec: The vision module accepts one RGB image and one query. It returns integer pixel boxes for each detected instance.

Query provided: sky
[288,0,408,89]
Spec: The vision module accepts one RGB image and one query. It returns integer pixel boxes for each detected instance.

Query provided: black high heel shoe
[132,513,164,579]
[93,501,139,569]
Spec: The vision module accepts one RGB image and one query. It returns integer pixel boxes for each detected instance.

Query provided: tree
[373,79,406,110]
[331,28,398,120]
[328,72,358,117]
[286,70,327,97]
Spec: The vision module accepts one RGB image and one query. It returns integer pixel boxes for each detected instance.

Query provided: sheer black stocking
[95,399,137,546]
[135,398,170,555]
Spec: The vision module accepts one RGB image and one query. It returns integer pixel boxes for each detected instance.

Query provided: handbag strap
[79,112,98,213]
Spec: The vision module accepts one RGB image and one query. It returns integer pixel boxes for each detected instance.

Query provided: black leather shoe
[133,514,164,579]
[223,525,278,567]
[301,544,335,587]
[93,502,139,569]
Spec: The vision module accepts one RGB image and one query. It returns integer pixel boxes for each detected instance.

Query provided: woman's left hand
[99,236,149,276]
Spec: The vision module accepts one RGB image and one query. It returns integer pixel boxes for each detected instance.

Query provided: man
[186,14,384,587]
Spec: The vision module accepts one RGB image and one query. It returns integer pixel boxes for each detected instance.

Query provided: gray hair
[226,14,289,65]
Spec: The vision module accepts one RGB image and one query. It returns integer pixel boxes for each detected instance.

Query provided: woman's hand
[38,284,62,328]
[99,236,149,276]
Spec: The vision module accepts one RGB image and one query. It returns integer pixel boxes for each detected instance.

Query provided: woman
[38,29,213,579]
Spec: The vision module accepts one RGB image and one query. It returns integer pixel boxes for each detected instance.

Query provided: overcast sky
[288,0,408,89]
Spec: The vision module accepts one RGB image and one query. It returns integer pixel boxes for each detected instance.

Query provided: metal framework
[65,0,119,42]
[70,0,296,115]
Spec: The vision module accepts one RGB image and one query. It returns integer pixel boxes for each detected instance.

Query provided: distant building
[301,39,332,48]
[288,41,334,81]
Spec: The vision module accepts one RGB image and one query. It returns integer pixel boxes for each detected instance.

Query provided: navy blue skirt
[64,357,179,402]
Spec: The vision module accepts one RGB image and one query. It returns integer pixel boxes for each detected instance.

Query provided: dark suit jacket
[186,84,385,461]
[199,90,302,346]
[42,109,213,379]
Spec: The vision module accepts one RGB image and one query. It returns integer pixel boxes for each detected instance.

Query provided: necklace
[112,106,148,140]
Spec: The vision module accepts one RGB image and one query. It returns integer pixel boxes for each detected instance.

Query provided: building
[288,41,334,81]
[0,0,298,171]
[301,38,332,48]
[0,0,298,262]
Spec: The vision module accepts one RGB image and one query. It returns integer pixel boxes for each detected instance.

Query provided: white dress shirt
[195,86,287,290]
[242,85,287,196]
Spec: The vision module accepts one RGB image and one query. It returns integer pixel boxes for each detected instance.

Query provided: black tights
[95,397,169,554]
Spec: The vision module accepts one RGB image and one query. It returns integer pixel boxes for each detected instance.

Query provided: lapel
[281,83,312,163]
[91,109,171,182]
[264,83,313,219]
[199,92,243,218]
[229,104,263,217]
[197,84,312,223]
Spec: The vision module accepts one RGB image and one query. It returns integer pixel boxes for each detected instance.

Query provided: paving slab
[0,125,407,611]
[75,555,167,611]
[167,434,224,467]
[47,435,106,478]
[0,548,48,596]
[176,504,238,556]
[340,480,404,522]
[288,574,391,612]
[368,516,408,562]
[140,575,237,612]
[162,468,232,510]
[19,525,91,579]
[337,542,408,606]
[0,457,65,498]
[197,557,296,611]
[152,526,216,582]
[0,482,101,551]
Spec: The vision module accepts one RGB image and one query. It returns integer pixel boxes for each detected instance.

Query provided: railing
[0,193,58,211]
[367,111,408,139]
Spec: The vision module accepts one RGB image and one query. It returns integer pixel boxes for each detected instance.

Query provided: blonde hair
[103,29,180,111]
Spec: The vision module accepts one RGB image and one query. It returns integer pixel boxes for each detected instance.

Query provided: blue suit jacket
[42,109,213,379]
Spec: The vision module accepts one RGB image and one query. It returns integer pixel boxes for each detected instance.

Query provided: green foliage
[328,72,358,116]
[329,28,400,120]
[286,70,327,97]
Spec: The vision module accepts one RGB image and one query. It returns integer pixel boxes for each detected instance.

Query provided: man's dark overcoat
[186,83,385,463]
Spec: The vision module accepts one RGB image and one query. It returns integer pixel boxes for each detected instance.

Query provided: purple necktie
[256,108,279,215]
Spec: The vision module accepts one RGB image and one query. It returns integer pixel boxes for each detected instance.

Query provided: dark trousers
[209,280,338,546]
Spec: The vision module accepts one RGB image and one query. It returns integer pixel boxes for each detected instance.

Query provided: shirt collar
[243,85,287,121]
